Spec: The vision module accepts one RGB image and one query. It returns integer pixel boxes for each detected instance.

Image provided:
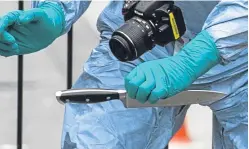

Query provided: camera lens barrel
[109,17,154,61]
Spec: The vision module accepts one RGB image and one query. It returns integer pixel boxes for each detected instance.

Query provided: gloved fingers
[0,31,16,44]
[136,69,156,103]
[0,42,18,52]
[124,67,137,91]
[125,67,146,99]
[18,9,46,24]
[0,11,21,34]
[0,45,17,57]
[0,51,16,57]
[9,25,31,40]
[148,67,168,104]
[148,87,168,104]
[0,31,19,53]
[125,67,137,82]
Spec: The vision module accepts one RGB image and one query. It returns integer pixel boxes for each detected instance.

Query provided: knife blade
[55,88,226,108]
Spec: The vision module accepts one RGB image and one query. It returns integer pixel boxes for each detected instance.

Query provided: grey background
[0,1,213,149]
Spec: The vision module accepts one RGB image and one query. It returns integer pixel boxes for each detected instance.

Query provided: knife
[55,88,226,108]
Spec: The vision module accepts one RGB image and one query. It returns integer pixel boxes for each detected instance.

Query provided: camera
[109,1,186,62]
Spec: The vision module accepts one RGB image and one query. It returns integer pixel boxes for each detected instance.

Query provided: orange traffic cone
[171,120,191,142]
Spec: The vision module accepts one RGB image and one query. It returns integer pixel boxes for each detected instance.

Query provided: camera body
[109,1,186,61]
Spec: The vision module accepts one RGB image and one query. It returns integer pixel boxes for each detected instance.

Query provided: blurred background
[0,1,213,149]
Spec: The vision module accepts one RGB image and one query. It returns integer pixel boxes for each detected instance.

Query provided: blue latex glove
[125,30,220,104]
[0,1,65,56]
[0,12,21,56]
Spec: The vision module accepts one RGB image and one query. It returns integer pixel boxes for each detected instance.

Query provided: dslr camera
[109,1,186,61]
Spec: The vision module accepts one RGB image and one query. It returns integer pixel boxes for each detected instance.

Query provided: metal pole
[17,2,24,149]
[17,54,23,149]
[67,27,73,89]
[212,113,215,149]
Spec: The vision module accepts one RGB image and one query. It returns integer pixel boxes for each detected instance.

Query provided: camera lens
[109,35,134,61]
[109,17,154,61]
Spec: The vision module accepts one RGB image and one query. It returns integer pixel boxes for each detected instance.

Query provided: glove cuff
[159,30,220,97]
[178,30,220,79]
[38,1,65,36]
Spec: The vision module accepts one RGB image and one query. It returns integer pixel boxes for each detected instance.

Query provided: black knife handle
[56,89,125,104]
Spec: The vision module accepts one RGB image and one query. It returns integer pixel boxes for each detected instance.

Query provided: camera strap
[169,12,180,40]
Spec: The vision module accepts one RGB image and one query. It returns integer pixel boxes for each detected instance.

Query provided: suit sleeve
[32,0,92,34]
[202,0,248,65]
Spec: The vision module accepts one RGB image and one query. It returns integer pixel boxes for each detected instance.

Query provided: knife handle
[56,89,126,104]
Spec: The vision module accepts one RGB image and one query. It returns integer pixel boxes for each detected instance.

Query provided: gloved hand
[0,1,65,57]
[125,30,220,104]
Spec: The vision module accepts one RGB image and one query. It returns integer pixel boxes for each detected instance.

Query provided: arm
[125,1,248,103]
[0,0,92,56]
[32,0,92,34]
[203,0,248,65]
